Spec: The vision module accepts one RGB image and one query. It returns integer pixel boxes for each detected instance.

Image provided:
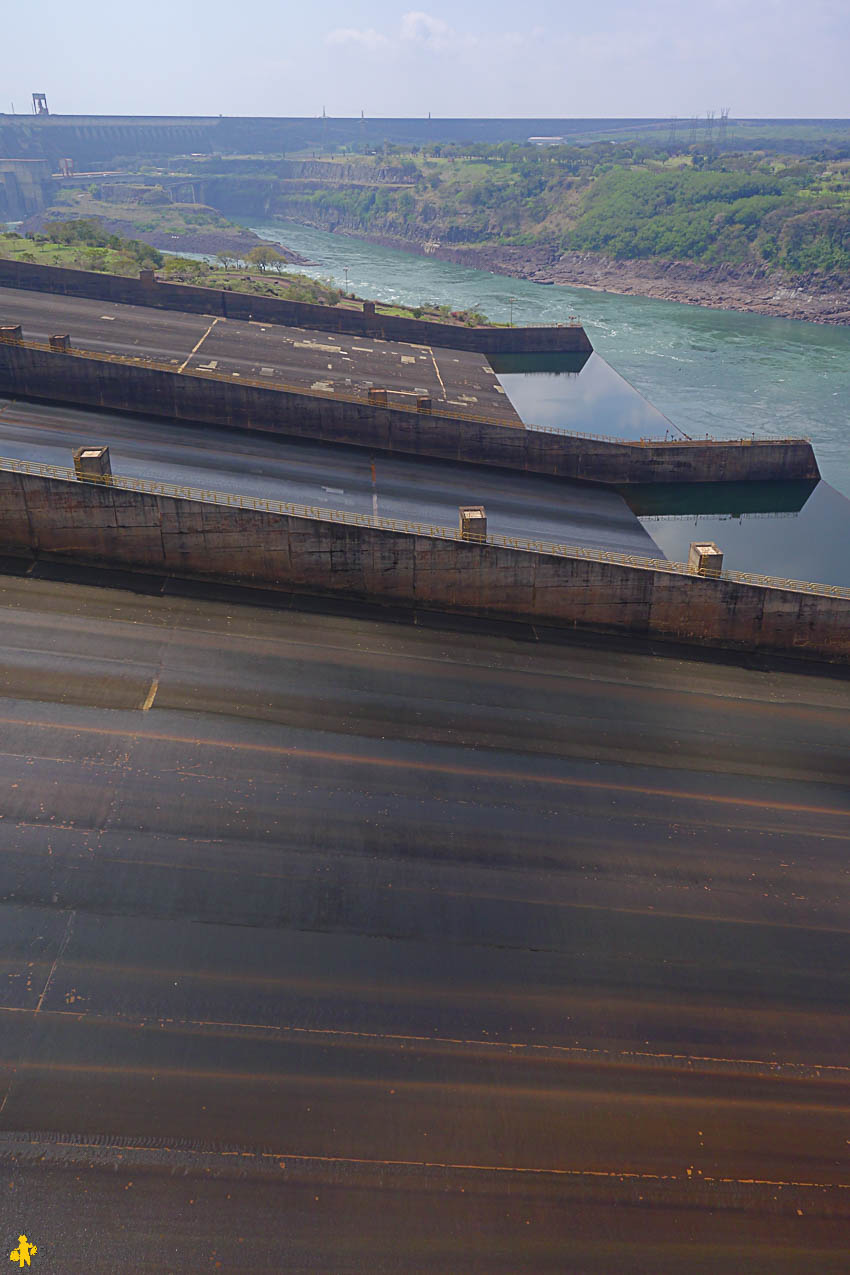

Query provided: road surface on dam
[0,285,522,420]
[0,569,847,1271]
[0,395,662,557]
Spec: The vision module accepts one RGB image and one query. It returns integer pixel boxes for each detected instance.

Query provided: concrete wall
[1,468,846,662]
[0,342,820,486]
[0,258,591,355]
[0,159,50,220]
[0,116,220,167]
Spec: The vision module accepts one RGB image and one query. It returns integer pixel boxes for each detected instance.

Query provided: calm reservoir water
[251,219,850,585]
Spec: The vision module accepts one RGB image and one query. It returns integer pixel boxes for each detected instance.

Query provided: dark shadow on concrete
[5,555,849,681]
[487,351,592,375]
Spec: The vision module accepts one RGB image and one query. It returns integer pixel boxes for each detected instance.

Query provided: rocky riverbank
[277,213,850,325]
[374,236,850,325]
[437,243,850,325]
[536,251,850,326]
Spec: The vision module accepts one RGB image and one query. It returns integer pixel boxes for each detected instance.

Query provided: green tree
[246,244,286,273]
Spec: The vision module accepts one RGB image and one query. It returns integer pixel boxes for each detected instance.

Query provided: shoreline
[533,252,850,326]
[273,218,850,326]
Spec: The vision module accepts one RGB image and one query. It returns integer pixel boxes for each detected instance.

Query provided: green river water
[250,219,850,586]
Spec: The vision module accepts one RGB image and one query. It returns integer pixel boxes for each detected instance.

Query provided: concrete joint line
[429,348,446,397]
[177,317,220,374]
[141,674,159,712]
[35,911,76,1016]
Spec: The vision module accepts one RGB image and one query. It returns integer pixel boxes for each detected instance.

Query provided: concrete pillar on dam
[72,446,113,485]
[459,505,487,543]
[688,541,724,578]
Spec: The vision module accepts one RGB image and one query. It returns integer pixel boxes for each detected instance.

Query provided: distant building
[528,136,567,146]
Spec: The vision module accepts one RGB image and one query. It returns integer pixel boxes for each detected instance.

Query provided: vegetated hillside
[251,142,850,283]
[568,165,850,275]
[0,218,164,275]
[17,136,850,319]
[0,220,342,305]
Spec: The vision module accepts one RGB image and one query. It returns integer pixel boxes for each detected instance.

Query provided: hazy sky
[7,0,849,119]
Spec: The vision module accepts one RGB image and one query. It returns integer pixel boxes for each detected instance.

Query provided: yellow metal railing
[0,337,811,449]
[3,454,846,600]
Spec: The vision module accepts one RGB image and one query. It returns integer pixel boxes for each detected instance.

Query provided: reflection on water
[493,355,848,587]
[492,354,847,587]
[491,352,847,586]
[623,480,818,518]
[493,352,689,441]
[641,480,850,587]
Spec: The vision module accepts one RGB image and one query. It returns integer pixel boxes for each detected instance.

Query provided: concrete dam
[0,261,841,663]
[1,240,849,1273]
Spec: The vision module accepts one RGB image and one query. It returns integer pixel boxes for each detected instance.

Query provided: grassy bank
[0,222,163,275]
[0,222,343,304]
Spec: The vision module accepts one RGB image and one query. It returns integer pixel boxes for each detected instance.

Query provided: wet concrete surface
[0,572,848,1271]
[0,396,663,557]
[0,286,520,421]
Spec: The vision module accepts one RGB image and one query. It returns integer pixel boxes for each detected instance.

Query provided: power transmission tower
[719,107,730,147]
[668,116,679,148]
[706,109,716,143]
